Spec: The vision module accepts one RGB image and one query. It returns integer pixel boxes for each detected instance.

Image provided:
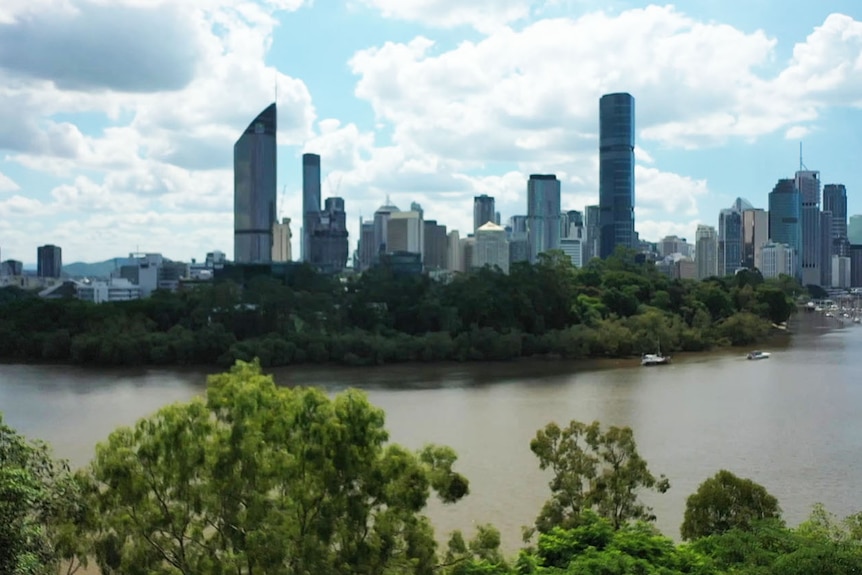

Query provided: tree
[87,359,470,575]
[680,469,782,540]
[527,420,669,536]
[0,414,91,575]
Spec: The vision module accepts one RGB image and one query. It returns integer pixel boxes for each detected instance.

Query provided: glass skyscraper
[473,194,495,233]
[718,198,752,276]
[796,170,821,286]
[234,103,277,263]
[768,178,801,278]
[599,92,635,258]
[302,153,321,262]
[526,174,561,263]
[824,183,848,255]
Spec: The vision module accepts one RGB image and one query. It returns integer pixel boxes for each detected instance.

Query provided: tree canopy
[681,469,782,540]
[86,360,469,575]
[0,251,801,367]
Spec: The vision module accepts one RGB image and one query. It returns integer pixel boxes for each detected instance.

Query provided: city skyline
[1,1,862,263]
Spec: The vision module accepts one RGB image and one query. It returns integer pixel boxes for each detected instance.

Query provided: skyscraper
[473,195,495,233]
[823,183,848,255]
[742,208,768,270]
[301,153,321,262]
[768,179,801,279]
[475,222,509,274]
[718,198,751,276]
[526,174,561,263]
[599,92,635,258]
[272,218,292,262]
[584,205,601,263]
[423,220,448,271]
[37,244,62,278]
[796,169,821,286]
[309,197,349,274]
[234,103,277,263]
[695,225,718,280]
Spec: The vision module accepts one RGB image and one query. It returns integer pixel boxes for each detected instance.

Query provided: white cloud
[358,0,539,32]
[785,125,811,140]
[0,170,19,192]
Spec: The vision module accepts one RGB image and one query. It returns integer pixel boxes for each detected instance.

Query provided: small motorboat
[641,353,671,366]
[747,350,771,360]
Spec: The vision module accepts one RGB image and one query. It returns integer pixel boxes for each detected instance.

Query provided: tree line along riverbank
[4,359,862,575]
[0,249,803,368]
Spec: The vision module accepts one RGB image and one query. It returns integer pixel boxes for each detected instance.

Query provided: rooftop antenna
[278,185,286,220]
[799,141,808,171]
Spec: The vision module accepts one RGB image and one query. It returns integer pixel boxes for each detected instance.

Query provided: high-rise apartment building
[473,195,495,233]
[598,92,636,258]
[796,170,821,285]
[760,242,796,279]
[387,211,423,256]
[373,202,400,258]
[658,235,691,258]
[768,179,801,278]
[475,222,509,273]
[234,103,277,263]
[849,215,862,245]
[695,225,718,280]
[301,153,321,262]
[526,174,561,263]
[447,230,461,272]
[37,244,62,278]
[272,218,292,262]
[742,208,768,270]
[561,210,584,239]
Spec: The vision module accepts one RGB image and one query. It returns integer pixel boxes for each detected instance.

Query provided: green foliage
[681,470,782,540]
[86,359,470,575]
[0,414,91,575]
[527,420,669,536]
[0,250,793,367]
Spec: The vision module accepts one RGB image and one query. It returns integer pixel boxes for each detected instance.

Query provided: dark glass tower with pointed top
[234,103,277,263]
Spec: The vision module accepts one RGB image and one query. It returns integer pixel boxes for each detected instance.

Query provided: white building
[760,242,796,279]
[695,225,718,280]
[560,237,583,268]
[447,230,461,271]
[474,222,509,273]
[387,211,424,257]
[272,218,292,262]
[832,255,852,288]
[77,278,142,304]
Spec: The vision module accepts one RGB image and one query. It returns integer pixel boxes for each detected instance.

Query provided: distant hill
[63,258,134,278]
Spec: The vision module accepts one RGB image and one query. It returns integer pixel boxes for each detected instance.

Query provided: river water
[1,312,860,552]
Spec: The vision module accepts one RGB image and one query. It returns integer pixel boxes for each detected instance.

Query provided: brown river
[1,311,861,552]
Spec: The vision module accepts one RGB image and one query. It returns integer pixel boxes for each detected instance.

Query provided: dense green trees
[0,251,801,368]
[681,469,782,540]
[2,362,862,573]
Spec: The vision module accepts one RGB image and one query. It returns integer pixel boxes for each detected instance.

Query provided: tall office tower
[796,169,821,285]
[475,222,510,273]
[658,235,691,258]
[387,211,423,255]
[37,244,62,278]
[357,219,375,271]
[473,194,496,232]
[234,103,277,263]
[823,184,848,255]
[849,245,862,288]
[695,225,718,280]
[718,198,751,276]
[526,174,561,263]
[301,153,322,262]
[509,215,528,234]
[768,178,802,279]
[308,197,349,274]
[423,220,448,271]
[373,202,400,258]
[271,218,293,262]
[742,208,768,270]
[583,205,600,263]
[495,211,501,225]
[820,210,834,285]
[849,215,862,245]
[447,230,461,271]
[561,210,584,239]
[598,92,635,258]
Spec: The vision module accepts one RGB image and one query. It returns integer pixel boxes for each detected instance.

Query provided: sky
[1,0,862,265]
